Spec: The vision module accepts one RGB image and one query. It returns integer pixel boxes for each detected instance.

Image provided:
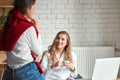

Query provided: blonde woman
[41,31,77,80]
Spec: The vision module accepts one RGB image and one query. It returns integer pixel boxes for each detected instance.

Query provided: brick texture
[35,0,120,56]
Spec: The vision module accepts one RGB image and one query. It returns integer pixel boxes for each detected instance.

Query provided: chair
[75,73,83,79]
[0,64,6,80]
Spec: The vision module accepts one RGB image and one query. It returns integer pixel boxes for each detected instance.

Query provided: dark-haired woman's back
[1,0,44,80]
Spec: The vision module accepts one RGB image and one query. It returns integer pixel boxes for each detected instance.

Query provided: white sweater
[6,26,42,69]
[41,51,78,80]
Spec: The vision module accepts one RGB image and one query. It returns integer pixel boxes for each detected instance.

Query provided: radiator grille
[72,46,115,79]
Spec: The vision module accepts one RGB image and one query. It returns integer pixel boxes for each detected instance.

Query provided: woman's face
[55,34,68,50]
[26,4,35,19]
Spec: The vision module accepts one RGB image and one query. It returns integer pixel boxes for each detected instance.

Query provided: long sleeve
[70,52,78,78]
[26,26,42,55]
[38,34,43,54]
[41,54,50,73]
[6,27,43,69]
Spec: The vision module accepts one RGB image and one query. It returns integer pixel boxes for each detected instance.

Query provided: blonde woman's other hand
[65,61,75,71]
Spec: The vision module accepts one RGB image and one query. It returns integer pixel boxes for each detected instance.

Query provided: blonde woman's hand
[51,61,64,69]
[51,62,59,69]
[65,61,75,71]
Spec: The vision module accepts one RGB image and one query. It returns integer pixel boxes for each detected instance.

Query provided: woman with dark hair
[0,0,44,80]
[41,31,78,80]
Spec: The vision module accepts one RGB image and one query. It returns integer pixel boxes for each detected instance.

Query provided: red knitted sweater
[0,11,43,73]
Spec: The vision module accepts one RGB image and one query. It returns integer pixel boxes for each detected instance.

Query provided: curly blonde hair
[45,31,72,65]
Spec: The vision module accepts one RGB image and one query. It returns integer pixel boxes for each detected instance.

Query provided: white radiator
[72,46,115,79]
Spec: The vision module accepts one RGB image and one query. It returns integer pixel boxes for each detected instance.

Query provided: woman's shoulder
[24,26,35,34]
[71,51,76,57]
[71,51,75,55]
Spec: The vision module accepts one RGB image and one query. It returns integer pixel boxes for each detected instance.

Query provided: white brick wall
[34,0,120,55]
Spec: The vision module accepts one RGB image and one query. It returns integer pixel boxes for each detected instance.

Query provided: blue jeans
[2,62,44,80]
